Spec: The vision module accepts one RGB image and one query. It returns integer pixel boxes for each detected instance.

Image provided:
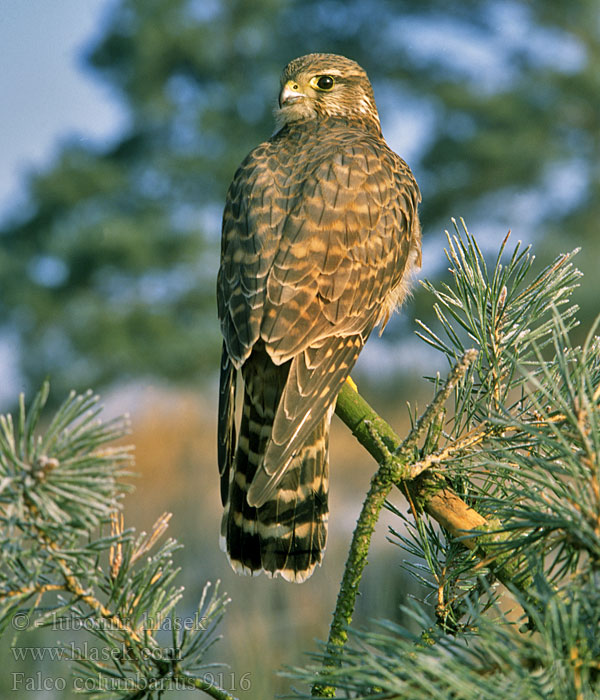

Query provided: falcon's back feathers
[217,53,421,582]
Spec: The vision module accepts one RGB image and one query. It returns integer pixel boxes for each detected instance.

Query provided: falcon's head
[274,53,381,130]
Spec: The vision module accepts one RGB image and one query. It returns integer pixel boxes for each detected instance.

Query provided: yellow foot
[345,376,358,392]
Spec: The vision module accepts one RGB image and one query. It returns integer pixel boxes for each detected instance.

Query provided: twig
[3,583,65,598]
[408,425,487,479]
[176,673,240,700]
[402,349,478,454]
[119,672,240,700]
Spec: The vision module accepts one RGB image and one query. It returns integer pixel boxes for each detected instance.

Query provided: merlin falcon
[217,53,421,582]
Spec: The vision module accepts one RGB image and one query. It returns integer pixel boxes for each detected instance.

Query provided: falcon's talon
[345,376,358,392]
[217,53,421,582]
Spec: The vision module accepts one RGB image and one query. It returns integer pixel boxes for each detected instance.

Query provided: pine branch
[0,384,236,700]
[312,351,485,696]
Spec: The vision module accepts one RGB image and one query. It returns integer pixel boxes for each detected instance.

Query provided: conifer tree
[0,385,236,698]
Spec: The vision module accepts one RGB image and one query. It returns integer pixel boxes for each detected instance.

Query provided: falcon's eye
[317,75,334,90]
[310,75,335,91]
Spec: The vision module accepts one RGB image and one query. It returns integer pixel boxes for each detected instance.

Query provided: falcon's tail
[220,375,330,583]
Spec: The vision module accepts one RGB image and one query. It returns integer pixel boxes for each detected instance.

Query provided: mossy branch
[312,351,482,696]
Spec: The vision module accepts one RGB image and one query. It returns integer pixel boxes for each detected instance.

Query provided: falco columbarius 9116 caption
[217,53,421,582]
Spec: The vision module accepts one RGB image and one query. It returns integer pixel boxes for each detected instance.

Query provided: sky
[0,0,125,405]
[0,0,125,222]
[0,1,589,408]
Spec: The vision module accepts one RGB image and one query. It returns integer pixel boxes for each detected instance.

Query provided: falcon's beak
[279,81,306,107]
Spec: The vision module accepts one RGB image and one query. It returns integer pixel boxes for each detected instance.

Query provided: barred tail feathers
[220,375,330,583]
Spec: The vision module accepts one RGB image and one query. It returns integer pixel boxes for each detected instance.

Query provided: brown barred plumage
[217,53,421,582]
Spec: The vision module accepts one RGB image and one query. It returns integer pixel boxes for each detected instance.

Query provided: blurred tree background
[1,2,598,697]
[0,0,597,400]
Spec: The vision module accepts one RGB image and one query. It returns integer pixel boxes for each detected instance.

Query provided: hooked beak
[279,81,306,107]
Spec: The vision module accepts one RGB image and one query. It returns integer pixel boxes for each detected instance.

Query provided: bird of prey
[217,53,421,582]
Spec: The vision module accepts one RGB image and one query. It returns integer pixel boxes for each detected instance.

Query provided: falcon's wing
[217,343,237,506]
[217,144,282,366]
[217,136,420,367]
[261,140,420,362]
[244,137,421,507]
[246,333,365,507]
